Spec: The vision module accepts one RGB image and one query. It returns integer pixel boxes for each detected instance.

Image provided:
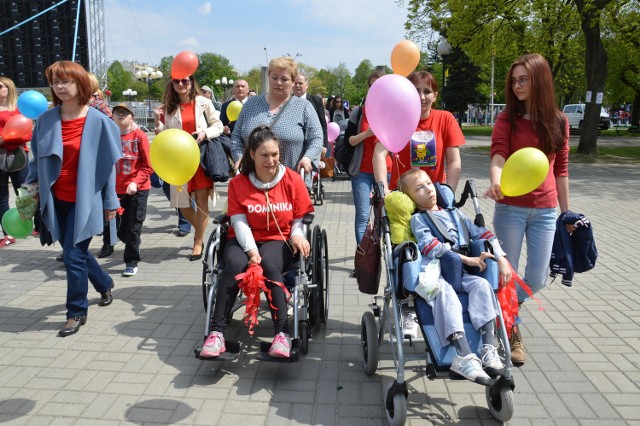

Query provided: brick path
[0,142,638,425]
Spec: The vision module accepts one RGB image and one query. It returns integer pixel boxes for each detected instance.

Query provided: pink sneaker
[268,332,291,358]
[200,331,225,357]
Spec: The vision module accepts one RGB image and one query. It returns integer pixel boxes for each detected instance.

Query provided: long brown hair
[161,76,202,115]
[504,53,566,154]
[45,61,92,106]
[407,70,439,94]
[240,126,279,176]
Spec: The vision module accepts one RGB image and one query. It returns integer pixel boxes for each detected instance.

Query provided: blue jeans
[161,181,191,233]
[492,203,557,303]
[0,156,29,236]
[351,172,377,245]
[55,199,112,318]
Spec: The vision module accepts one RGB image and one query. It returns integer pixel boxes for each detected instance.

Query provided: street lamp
[215,77,235,101]
[122,88,137,103]
[437,37,452,109]
[135,66,163,112]
[287,52,302,60]
[263,47,269,67]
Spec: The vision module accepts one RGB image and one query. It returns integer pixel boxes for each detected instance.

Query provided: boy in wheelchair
[399,169,511,385]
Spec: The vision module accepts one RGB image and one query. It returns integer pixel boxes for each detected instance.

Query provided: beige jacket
[156,95,223,140]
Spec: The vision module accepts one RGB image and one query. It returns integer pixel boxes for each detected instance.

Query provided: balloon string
[181,185,217,217]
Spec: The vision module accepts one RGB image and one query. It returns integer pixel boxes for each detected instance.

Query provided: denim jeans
[351,172,376,245]
[55,199,112,318]
[161,181,191,233]
[0,156,29,236]
[492,203,557,303]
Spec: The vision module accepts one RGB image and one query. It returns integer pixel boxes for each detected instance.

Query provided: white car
[562,104,611,130]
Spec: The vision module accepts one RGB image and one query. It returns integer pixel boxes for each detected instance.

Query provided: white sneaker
[402,313,419,340]
[451,353,492,385]
[122,265,138,277]
[481,344,504,376]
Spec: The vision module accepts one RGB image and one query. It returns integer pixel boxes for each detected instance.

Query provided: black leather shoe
[99,280,114,307]
[56,252,64,262]
[98,245,114,258]
[189,244,204,261]
[58,315,86,337]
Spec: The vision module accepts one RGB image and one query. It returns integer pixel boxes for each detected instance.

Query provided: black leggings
[211,238,294,335]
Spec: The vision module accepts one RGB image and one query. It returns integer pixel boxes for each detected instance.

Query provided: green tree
[349,59,375,105]
[240,66,263,94]
[442,48,484,124]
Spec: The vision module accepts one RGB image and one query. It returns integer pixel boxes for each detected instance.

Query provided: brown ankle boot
[509,325,526,365]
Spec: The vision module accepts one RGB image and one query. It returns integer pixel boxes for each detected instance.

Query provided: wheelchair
[195,210,329,363]
[360,180,515,425]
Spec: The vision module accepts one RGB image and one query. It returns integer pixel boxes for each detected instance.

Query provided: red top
[53,117,85,202]
[115,128,153,193]
[227,168,314,242]
[491,112,569,208]
[0,109,32,151]
[389,109,465,190]
[180,102,196,134]
[359,106,391,174]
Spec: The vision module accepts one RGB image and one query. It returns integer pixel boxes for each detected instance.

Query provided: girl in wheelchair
[200,126,314,359]
[399,168,511,385]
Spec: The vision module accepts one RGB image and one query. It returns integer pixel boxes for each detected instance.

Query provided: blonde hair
[268,56,297,80]
[87,72,105,100]
[0,76,18,111]
[398,168,428,195]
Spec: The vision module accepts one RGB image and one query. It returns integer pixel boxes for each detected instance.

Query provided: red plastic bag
[497,263,542,338]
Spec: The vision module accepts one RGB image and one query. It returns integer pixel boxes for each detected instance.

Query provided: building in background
[0,1,90,88]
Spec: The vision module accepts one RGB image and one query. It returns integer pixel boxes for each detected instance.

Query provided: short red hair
[45,61,92,106]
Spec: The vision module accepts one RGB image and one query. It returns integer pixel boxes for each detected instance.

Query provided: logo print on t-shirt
[410,130,436,169]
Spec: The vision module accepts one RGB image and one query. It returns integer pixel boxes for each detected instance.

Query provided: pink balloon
[327,122,340,142]
[365,74,421,153]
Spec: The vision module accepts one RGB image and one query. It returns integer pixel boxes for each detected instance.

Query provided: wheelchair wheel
[309,226,324,330]
[485,383,514,422]
[385,389,407,426]
[321,229,329,323]
[361,311,379,376]
[300,321,310,354]
[201,230,220,311]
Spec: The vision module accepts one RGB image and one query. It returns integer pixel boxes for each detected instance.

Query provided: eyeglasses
[172,78,191,86]
[113,109,131,116]
[511,77,529,87]
[49,80,75,88]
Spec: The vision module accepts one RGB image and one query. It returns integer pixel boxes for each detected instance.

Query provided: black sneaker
[97,245,114,258]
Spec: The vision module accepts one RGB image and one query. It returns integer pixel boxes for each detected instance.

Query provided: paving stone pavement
[1,142,639,425]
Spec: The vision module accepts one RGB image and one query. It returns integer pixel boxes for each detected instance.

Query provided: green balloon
[1,208,33,239]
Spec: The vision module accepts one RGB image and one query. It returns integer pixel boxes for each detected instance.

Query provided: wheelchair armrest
[213,214,230,225]
[302,213,314,225]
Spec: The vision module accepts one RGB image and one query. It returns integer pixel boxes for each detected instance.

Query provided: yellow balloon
[150,129,200,186]
[501,147,550,197]
[226,100,243,122]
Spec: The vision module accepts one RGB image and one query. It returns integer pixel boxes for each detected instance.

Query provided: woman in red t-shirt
[154,76,223,260]
[0,76,33,248]
[199,126,313,360]
[373,71,465,194]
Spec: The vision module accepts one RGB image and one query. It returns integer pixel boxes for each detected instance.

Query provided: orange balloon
[390,40,421,77]
[171,51,199,79]
[1,114,32,140]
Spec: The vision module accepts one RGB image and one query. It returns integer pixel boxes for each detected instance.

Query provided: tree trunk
[632,93,640,128]
[575,0,610,155]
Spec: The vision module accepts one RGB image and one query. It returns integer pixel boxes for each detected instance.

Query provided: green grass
[461,126,493,136]
[467,145,640,162]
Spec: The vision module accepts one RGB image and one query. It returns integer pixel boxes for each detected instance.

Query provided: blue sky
[104,0,414,73]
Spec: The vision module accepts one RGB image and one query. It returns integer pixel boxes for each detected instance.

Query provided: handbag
[319,156,334,178]
[0,146,27,173]
[354,208,382,294]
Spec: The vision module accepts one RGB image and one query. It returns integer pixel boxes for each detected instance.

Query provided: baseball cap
[201,85,212,93]
[113,103,134,116]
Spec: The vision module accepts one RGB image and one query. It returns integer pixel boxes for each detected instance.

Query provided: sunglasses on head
[172,78,191,85]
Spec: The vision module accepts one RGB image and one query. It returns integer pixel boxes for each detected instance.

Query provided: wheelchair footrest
[194,340,241,361]
[255,340,299,363]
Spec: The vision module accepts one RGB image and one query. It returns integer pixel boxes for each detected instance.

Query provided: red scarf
[236,263,291,335]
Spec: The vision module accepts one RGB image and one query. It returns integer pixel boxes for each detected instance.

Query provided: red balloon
[171,51,199,79]
[1,114,33,140]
